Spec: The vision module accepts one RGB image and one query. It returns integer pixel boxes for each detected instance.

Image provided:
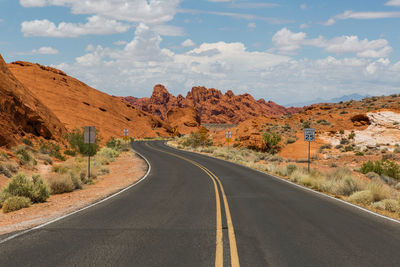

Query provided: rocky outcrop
[167,107,200,134]
[0,55,66,147]
[123,85,301,125]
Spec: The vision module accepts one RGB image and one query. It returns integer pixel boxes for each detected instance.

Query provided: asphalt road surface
[1,141,400,267]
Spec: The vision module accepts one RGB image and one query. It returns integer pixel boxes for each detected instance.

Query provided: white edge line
[0,147,152,244]
[165,142,400,225]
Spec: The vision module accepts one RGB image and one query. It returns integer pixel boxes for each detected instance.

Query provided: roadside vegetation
[0,129,131,213]
[169,130,400,220]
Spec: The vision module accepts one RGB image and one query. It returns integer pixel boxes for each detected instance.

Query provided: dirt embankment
[0,152,147,235]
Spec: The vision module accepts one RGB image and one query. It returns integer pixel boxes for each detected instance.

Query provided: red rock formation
[8,63,173,140]
[0,55,66,147]
[123,85,301,124]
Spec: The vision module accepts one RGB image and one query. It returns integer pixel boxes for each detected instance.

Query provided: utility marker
[84,126,96,178]
[226,130,232,147]
[123,128,130,142]
[304,128,315,172]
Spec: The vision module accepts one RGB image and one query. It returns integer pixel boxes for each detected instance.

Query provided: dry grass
[2,196,30,213]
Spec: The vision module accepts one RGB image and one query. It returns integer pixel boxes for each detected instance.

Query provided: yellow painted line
[144,143,224,267]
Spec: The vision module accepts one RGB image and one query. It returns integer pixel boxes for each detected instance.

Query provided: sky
[0,0,400,105]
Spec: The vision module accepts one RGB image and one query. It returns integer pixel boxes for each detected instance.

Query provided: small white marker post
[226,130,232,147]
[304,128,315,172]
[84,126,95,178]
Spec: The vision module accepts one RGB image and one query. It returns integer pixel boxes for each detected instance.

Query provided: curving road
[1,141,400,266]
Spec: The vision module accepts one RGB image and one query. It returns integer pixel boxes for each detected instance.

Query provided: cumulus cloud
[20,0,181,25]
[21,16,130,37]
[54,24,400,104]
[181,39,195,47]
[272,28,392,58]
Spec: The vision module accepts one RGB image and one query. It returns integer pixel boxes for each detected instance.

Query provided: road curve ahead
[1,141,400,266]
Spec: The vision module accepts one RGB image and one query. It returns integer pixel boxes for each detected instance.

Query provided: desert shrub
[52,164,69,174]
[372,199,399,212]
[22,139,33,146]
[182,128,212,148]
[2,196,30,213]
[97,147,120,161]
[320,144,332,150]
[0,152,9,161]
[262,132,281,154]
[367,179,391,201]
[348,190,374,205]
[289,168,308,183]
[340,138,349,145]
[348,132,356,139]
[5,173,33,199]
[16,148,32,165]
[286,164,298,175]
[301,120,311,129]
[39,141,66,161]
[394,147,400,154]
[31,175,50,203]
[106,137,122,150]
[68,172,82,190]
[339,129,345,134]
[0,190,12,208]
[48,174,74,194]
[0,163,12,178]
[361,160,400,180]
[355,151,364,156]
[64,150,76,156]
[344,145,354,152]
[65,128,101,156]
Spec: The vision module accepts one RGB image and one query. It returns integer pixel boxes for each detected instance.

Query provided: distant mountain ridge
[285,93,369,107]
[122,85,301,126]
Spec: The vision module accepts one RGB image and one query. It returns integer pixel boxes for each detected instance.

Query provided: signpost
[123,129,129,141]
[226,131,232,147]
[304,128,315,172]
[84,126,95,178]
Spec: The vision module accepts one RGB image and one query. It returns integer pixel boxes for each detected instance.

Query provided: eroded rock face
[0,55,66,147]
[123,85,301,124]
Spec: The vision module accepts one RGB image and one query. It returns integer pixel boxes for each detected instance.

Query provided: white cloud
[229,3,279,8]
[21,16,130,37]
[272,28,392,58]
[300,4,307,10]
[32,46,59,54]
[386,0,400,6]
[20,0,181,25]
[181,39,195,47]
[18,46,59,55]
[247,22,256,30]
[325,10,400,25]
[153,25,185,36]
[114,40,128,46]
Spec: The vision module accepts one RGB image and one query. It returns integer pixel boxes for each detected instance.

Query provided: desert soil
[0,152,147,235]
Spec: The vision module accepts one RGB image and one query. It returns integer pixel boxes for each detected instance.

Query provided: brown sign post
[84,126,95,178]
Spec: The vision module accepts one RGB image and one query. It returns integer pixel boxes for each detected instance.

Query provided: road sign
[123,129,129,136]
[84,126,96,144]
[304,128,315,142]
[226,131,232,139]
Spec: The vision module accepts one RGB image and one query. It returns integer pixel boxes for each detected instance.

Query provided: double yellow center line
[144,143,240,267]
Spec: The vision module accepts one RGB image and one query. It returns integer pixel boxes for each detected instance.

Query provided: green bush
[361,160,400,180]
[65,128,101,156]
[348,132,356,139]
[16,148,32,165]
[262,132,281,154]
[64,149,76,156]
[286,164,298,175]
[52,164,69,174]
[0,163,12,178]
[97,147,120,161]
[106,137,122,150]
[31,175,50,203]
[348,190,374,205]
[22,139,33,146]
[182,128,212,148]
[0,190,12,208]
[39,141,65,161]
[2,196,30,213]
[1,173,50,204]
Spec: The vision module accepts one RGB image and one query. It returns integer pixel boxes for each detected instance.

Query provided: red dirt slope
[0,55,66,147]
[8,61,173,140]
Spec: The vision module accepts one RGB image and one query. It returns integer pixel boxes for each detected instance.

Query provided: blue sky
[1,0,400,105]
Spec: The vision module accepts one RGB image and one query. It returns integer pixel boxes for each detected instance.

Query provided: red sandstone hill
[0,54,66,147]
[7,61,173,141]
[123,84,301,125]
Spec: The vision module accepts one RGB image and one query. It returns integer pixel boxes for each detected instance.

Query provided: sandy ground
[0,152,147,235]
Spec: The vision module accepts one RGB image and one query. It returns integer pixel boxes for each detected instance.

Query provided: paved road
[1,141,400,266]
